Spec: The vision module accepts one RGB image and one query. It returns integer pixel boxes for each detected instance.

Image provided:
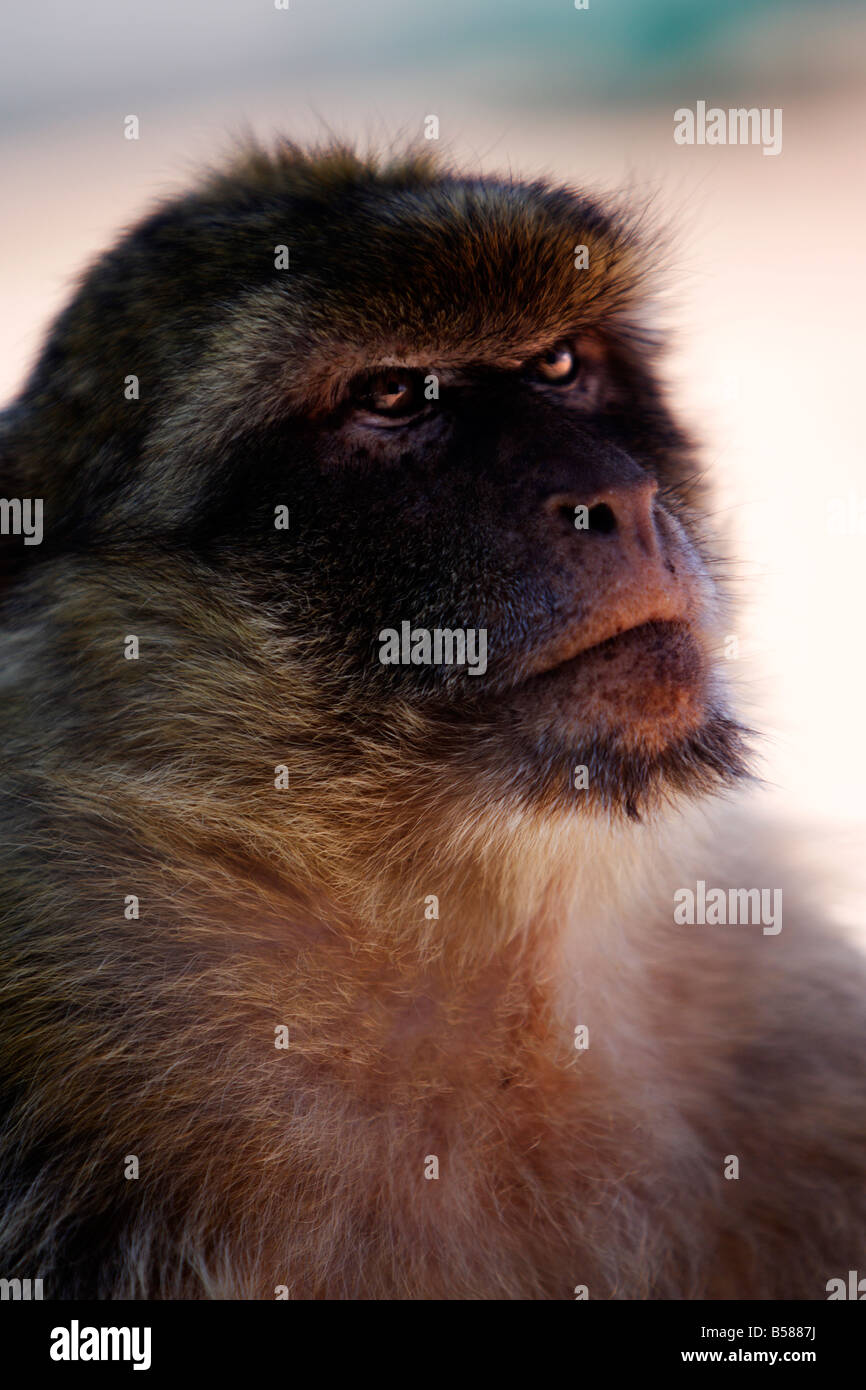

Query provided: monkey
[0,140,864,1301]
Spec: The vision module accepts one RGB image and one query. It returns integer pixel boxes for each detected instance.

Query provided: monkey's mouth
[544,616,696,672]
[508,617,711,750]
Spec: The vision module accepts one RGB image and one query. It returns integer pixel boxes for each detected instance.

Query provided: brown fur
[0,142,864,1299]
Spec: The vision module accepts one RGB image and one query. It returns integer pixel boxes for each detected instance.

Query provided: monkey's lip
[522,613,696,680]
[506,618,709,746]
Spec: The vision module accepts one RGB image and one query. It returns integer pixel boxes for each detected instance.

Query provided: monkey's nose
[545,477,663,560]
[528,477,696,673]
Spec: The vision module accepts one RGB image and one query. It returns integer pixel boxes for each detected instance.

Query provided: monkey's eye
[529,341,580,385]
[352,368,426,418]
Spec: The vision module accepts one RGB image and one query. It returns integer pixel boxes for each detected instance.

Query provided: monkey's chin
[498,619,752,817]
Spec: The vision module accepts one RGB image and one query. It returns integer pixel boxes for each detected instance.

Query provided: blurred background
[1,0,864,913]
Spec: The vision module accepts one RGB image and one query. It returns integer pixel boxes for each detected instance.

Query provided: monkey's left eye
[529,341,580,385]
[352,368,426,418]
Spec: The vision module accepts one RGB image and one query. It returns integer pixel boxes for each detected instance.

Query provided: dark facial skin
[2,145,750,819]
[180,338,746,819]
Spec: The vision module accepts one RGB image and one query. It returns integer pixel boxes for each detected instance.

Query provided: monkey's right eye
[351,368,426,419]
[528,340,580,385]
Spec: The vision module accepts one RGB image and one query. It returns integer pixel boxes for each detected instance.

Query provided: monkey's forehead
[22,147,656,435]
[150,153,648,409]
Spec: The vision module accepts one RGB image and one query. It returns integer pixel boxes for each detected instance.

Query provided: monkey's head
[2,143,750,913]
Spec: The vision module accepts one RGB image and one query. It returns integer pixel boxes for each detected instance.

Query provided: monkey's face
[16,149,749,823]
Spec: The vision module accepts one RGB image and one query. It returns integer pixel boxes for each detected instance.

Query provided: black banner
[2,1299,861,1377]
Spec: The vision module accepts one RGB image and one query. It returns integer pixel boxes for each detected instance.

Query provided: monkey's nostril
[555,500,618,533]
[587,503,616,535]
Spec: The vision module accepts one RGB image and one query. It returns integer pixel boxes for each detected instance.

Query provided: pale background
[1,0,864,914]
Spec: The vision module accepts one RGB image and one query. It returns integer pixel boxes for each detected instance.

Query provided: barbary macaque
[0,142,863,1299]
